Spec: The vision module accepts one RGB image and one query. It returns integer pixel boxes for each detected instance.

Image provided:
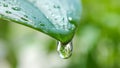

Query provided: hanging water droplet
[57,41,73,59]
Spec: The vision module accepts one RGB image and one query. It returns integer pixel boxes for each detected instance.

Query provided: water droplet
[53,5,60,9]
[54,18,57,20]
[57,41,73,59]
[33,17,36,19]
[3,3,8,7]
[40,23,45,26]
[12,7,21,11]
[21,17,28,21]
[5,11,12,14]
[24,15,28,18]
[68,17,72,21]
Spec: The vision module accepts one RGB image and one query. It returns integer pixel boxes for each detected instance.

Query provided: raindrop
[24,15,28,18]
[54,18,57,20]
[40,23,45,26]
[33,16,36,19]
[53,5,60,9]
[5,11,12,14]
[62,18,65,21]
[57,41,73,59]
[3,3,8,7]
[68,17,72,21]
[21,17,28,21]
[12,7,21,11]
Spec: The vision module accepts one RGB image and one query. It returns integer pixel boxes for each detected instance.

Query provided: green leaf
[0,0,82,43]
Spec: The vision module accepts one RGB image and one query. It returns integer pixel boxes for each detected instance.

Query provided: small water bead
[33,17,36,19]
[38,21,45,27]
[3,3,8,7]
[12,7,21,11]
[57,41,73,59]
[68,17,72,21]
[53,5,60,9]
[40,23,45,26]
[5,11,12,14]
[24,15,28,18]
[21,17,28,21]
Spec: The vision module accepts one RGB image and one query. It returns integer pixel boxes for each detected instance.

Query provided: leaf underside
[0,0,81,43]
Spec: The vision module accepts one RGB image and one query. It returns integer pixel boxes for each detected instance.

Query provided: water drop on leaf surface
[57,41,73,59]
[12,7,21,11]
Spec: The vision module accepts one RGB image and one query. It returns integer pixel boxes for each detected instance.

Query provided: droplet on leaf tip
[57,41,73,59]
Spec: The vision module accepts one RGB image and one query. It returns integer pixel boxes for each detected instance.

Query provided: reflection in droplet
[57,41,73,59]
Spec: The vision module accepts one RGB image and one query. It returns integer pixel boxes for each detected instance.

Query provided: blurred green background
[0,0,120,68]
